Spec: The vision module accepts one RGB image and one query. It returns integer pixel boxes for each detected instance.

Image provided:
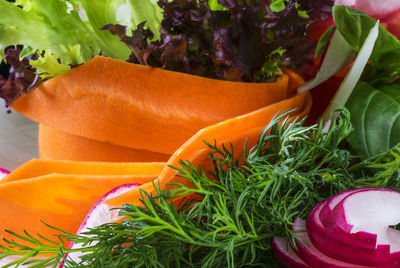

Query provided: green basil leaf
[346,81,400,157]
[333,5,400,83]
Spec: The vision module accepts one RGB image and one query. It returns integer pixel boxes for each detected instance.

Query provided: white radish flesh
[75,183,140,235]
[307,200,394,266]
[333,189,400,253]
[61,183,140,267]
[271,237,310,268]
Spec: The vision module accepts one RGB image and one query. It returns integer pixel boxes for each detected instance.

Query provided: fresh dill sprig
[0,221,94,268]
[2,110,400,267]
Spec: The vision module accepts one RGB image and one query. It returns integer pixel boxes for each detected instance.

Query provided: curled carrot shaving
[13,56,293,157]
[107,91,312,207]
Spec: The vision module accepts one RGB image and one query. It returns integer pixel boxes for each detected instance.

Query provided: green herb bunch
[3,110,400,268]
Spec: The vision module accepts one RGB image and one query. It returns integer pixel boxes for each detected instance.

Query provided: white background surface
[0,109,38,171]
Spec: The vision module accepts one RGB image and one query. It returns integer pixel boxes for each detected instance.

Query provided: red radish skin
[332,189,400,260]
[320,189,384,249]
[60,184,140,267]
[75,183,140,236]
[271,237,310,268]
[319,189,360,227]
[274,189,400,267]
[307,201,397,266]
[292,217,369,268]
[332,189,399,241]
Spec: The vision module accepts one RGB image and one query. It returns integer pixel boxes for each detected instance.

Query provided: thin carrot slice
[0,173,159,245]
[13,56,293,155]
[1,159,165,183]
[107,91,312,207]
[38,124,171,162]
[281,67,307,93]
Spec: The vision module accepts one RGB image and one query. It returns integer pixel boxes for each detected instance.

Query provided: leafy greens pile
[313,6,400,158]
[0,0,163,108]
[3,110,400,267]
[104,0,333,82]
[0,0,334,109]
[337,7,400,158]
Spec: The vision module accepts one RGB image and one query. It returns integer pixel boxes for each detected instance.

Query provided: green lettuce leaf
[270,0,287,12]
[0,0,162,78]
[29,45,85,78]
[207,0,228,11]
[72,0,163,40]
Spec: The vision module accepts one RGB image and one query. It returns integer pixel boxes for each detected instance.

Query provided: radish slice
[61,183,140,267]
[333,188,400,253]
[319,189,361,226]
[0,168,10,181]
[307,200,394,266]
[74,183,140,237]
[292,217,369,268]
[274,189,400,267]
[271,237,310,268]
[319,189,380,249]
[313,189,400,266]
